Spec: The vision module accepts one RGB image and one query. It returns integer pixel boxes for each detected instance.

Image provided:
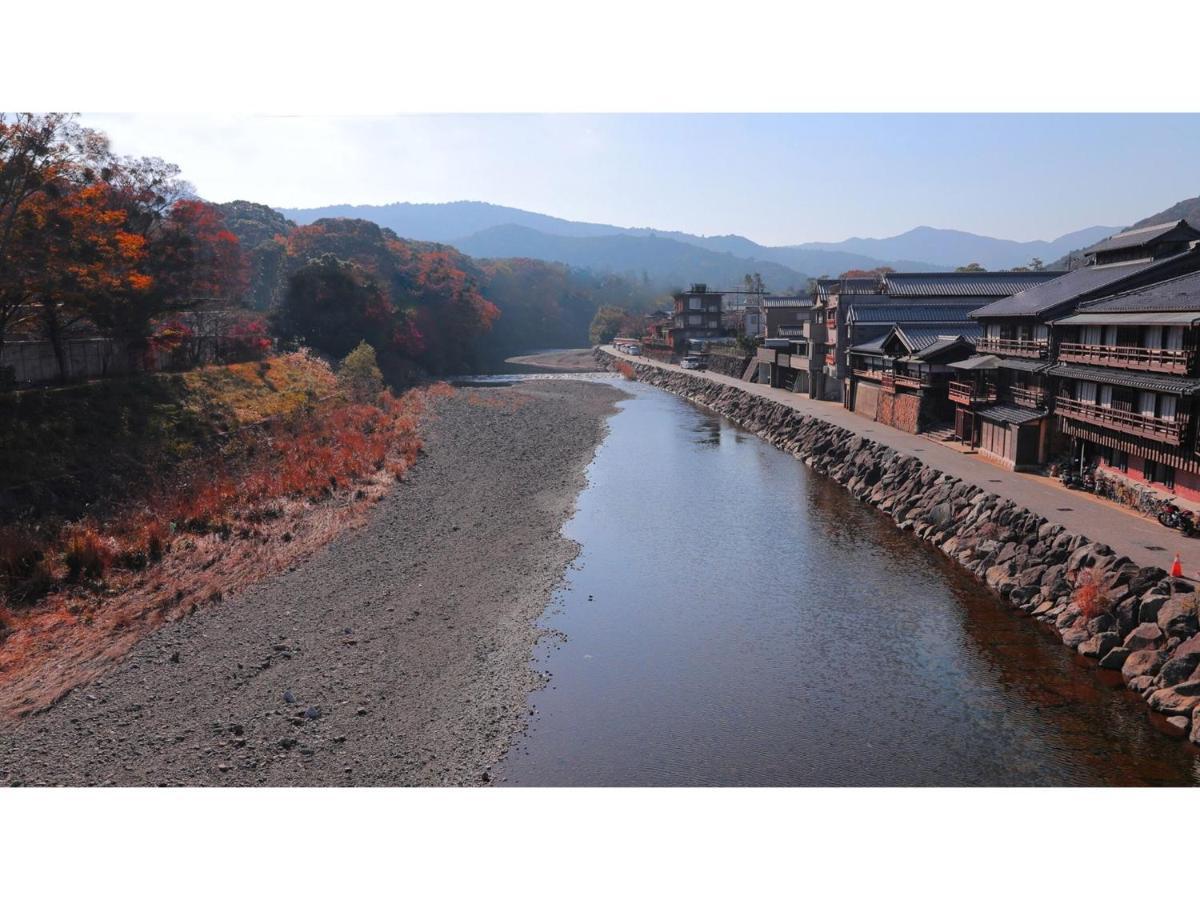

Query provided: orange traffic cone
[1171,552,1183,578]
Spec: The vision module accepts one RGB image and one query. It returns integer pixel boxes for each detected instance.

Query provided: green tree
[338,339,385,404]
[588,305,628,346]
[955,262,986,272]
[272,254,391,359]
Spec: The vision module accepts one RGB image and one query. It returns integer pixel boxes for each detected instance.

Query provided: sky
[82,113,1200,246]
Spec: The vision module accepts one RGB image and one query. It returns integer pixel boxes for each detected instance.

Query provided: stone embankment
[597,349,1200,746]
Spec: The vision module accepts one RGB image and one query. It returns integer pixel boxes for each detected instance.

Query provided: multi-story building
[845,305,981,433]
[815,270,1058,405]
[1049,269,1200,498]
[757,296,819,393]
[953,220,1200,469]
[667,283,725,351]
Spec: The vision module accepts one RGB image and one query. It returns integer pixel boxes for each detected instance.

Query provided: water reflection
[499,382,1200,786]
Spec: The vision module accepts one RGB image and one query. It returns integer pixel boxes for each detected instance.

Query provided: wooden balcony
[880,371,896,392]
[948,380,998,406]
[975,337,1049,359]
[893,372,930,391]
[852,367,883,382]
[1008,384,1046,408]
[1056,342,1193,375]
[1055,396,1188,446]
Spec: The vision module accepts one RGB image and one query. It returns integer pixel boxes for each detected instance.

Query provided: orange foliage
[614,360,636,380]
[1072,569,1113,620]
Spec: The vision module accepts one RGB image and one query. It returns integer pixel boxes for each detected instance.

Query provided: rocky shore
[0,379,624,785]
[596,349,1200,747]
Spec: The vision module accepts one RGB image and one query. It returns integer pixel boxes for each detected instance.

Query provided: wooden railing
[1009,384,1046,408]
[948,380,998,406]
[1055,396,1188,445]
[1056,342,1193,375]
[893,372,929,390]
[880,371,896,392]
[852,367,883,382]
[975,337,1049,359]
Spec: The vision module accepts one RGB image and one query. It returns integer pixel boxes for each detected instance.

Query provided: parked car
[680,356,706,371]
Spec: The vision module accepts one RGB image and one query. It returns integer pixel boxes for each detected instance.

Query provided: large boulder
[1061,627,1090,650]
[1079,632,1121,659]
[1128,567,1167,597]
[1099,646,1131,670]
[1159,656,1200,687]
[1123,622,1164,651]
[1122,649,1168,682]
[1157,595,1199,639]
[1147,681,1200,716]
[1138,594,1167,624]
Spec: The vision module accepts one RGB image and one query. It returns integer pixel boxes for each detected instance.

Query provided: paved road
[604,347,1192,576]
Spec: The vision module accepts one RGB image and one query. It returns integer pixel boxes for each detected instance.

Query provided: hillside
[1130,194,1200,229]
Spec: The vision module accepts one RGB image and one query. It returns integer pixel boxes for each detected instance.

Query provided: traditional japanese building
[845,305,981,433]
[953,221,1200,469]
[1049,269,1200,498]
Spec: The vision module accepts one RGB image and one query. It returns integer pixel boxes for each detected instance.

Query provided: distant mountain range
[278,199,1131,290]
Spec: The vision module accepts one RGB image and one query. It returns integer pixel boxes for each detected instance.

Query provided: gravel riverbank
[0,379,624,786]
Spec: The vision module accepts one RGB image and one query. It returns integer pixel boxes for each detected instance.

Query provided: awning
[1054,311,1200,326]
[1048,363,1200,395]
[947,354,1000,371]
[978,404,1047,426]
[997,357,1053,374]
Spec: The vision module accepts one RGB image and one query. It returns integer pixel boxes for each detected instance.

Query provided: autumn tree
[338,340,385,404]
[839,266,894,278]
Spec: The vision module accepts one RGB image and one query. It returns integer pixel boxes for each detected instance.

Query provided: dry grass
[1072,568,1114,621]
[614,360,636,380]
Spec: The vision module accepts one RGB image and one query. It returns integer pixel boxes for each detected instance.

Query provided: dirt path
[0,379,624,786]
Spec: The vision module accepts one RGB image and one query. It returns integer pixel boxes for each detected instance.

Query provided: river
[495,377,1200,786]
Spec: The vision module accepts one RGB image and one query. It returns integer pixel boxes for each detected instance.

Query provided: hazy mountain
[278,200,1122,280]
[453,224,810,292]
[280,200,625,243]
[798,224,1122,271]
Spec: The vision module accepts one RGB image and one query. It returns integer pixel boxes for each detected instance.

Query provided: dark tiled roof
[1048,364,1200,395]
[883,271,1060,298]
[894,323,982,352]
[1085,220,1200,255]
[849,334,889,355]
[834,277,884,295]
[1074,269,1200,314]
[979,404,1047,425]
[997,357,1052,373]
[970,252,1195,319]
[763,296,813,308]
[850,303,979,324]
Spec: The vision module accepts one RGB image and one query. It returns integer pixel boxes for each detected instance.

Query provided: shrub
[338,340,385,404]
[143,520,171,562]
[0,527,43,581]
[63,527,114,581]
[1072,568,1113,620]
[614,360,636,380]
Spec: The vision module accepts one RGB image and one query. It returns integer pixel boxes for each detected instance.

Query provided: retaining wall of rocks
[598,348,1200,746]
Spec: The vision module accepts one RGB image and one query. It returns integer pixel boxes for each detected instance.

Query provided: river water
[496,378,1200,786]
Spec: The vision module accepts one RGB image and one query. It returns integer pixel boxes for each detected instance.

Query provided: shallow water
[498,379,1200,786]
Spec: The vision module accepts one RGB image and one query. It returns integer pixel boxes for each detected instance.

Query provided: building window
[688,314,702,326]
[689,297,701,311]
